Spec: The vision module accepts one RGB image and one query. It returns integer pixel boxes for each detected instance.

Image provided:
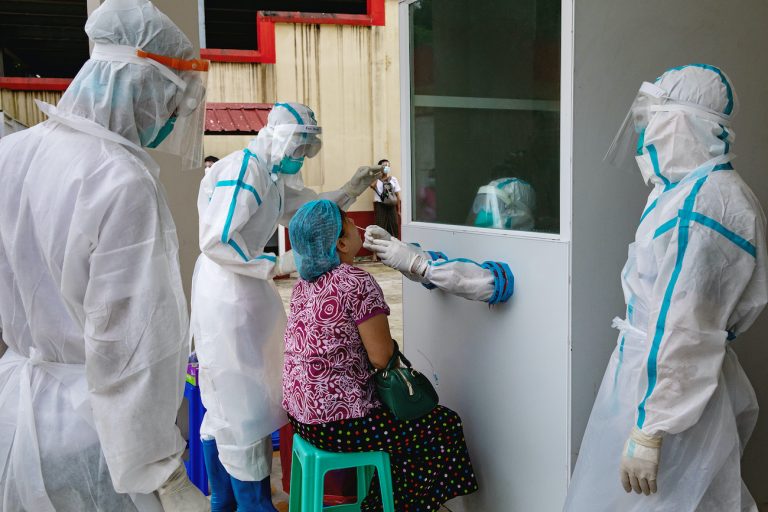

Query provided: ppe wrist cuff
[409,256,430,279]
[341,185,355,200]
[630,426,663,448]
[481,261,515,305]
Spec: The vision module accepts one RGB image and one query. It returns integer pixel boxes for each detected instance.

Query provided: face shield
[270,123,323,175]
[90,43,209,169]
[468,178,536,231]
[604,82,668,169]
[605,81,734,169]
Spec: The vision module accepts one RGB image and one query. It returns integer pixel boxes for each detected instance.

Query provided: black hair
[377,158,390,166]
[204,155,219,163]
[338,205,347,239]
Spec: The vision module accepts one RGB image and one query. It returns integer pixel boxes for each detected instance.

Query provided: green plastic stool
[289,434,395,512]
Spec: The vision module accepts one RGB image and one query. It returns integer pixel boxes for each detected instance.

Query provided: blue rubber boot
[231,476,279,512]
[201,438,237,512]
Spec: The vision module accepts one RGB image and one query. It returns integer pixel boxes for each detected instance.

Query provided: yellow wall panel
[0,90,62,127]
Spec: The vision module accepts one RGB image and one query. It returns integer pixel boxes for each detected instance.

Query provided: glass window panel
[409,0,561,233]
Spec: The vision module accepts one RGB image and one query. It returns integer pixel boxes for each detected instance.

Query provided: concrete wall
[571,0,768,505]
[205,0,402,212]
[0,90,62,127]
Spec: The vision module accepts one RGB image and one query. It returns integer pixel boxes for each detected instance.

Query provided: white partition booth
[398,1,768,510]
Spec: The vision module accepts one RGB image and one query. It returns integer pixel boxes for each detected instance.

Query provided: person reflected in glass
[468,177,536,231]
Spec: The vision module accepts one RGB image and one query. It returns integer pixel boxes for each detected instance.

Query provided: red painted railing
[0,0,385,90]
[0,77,72,91]
[201,0,385,64]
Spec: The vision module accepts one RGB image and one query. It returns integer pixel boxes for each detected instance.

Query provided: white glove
[342,165,384,199]
[364,225,392,244]
[364,237,429,280]
[620,427,662,495]
[275,249,296,276]
[156,462,210,512]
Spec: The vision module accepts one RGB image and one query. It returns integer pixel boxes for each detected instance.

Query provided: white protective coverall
[0,1,210,511]
[565,65,768,511]
[191,102,381,481]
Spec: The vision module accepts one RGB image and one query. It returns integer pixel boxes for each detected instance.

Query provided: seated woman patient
[283,199,478,511]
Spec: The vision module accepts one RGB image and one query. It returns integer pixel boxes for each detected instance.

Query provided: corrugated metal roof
[205,103,272,135]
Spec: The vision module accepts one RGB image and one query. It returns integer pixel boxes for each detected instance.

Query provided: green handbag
[374,341,439,420]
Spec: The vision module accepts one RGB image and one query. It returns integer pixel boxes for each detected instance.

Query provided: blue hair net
[289,200,343,281]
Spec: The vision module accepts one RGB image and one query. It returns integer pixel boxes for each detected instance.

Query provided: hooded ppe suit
[469,177,536,231]
[0,1,209,511]
[191,103,381,493]
[565,65,768,511]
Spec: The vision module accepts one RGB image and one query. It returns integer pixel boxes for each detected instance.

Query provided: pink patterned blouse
[282,263,390,424]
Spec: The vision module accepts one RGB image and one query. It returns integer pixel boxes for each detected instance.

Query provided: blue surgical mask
[278,155,305,175]
[147,116,177,148]
[383,165,391,175]
[636,128,646,156]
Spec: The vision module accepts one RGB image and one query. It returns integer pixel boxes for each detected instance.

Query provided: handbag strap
[384,340,413,371]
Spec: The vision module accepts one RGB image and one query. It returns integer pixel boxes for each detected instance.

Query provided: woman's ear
[336,237,349,255]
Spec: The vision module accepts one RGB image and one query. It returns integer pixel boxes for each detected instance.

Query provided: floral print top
[283,264,390,424]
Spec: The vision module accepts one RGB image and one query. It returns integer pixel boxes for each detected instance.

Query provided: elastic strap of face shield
[272,124,322,149]
[91,43,188,91]
[650,102,733,126]
[136,49,209,72]
[639,81,667,99]
[273,124,322,136]
[641,80,734,125]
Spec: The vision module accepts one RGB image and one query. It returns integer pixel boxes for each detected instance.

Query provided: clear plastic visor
[154,70,208,169]
[89,43,209,169]
[604,82,667,168]
[271,124,323,162]
[604,81,734,169]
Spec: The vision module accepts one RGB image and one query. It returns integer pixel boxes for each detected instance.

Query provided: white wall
[402,226,571,511]
[571,0,768,504]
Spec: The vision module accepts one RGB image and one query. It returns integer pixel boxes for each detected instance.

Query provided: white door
[398,1,573,509]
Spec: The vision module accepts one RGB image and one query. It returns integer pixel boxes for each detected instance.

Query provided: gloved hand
[275,250,296,276]
[364,225,392,244]
[342,165,385,199]
[364,236,430,280]
[156,462,210,512]
[620,427,662,495]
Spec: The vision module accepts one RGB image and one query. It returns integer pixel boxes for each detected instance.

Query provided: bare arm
[357,313,395,369]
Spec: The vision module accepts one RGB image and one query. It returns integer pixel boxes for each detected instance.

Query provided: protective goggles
[272,123,323,161]
[605,81,733,168]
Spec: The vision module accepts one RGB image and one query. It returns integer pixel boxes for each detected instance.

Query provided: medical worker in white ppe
[565,65,768,511]
[191,102,382,511]
[469,177,536,232]
[0,1,210,511]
